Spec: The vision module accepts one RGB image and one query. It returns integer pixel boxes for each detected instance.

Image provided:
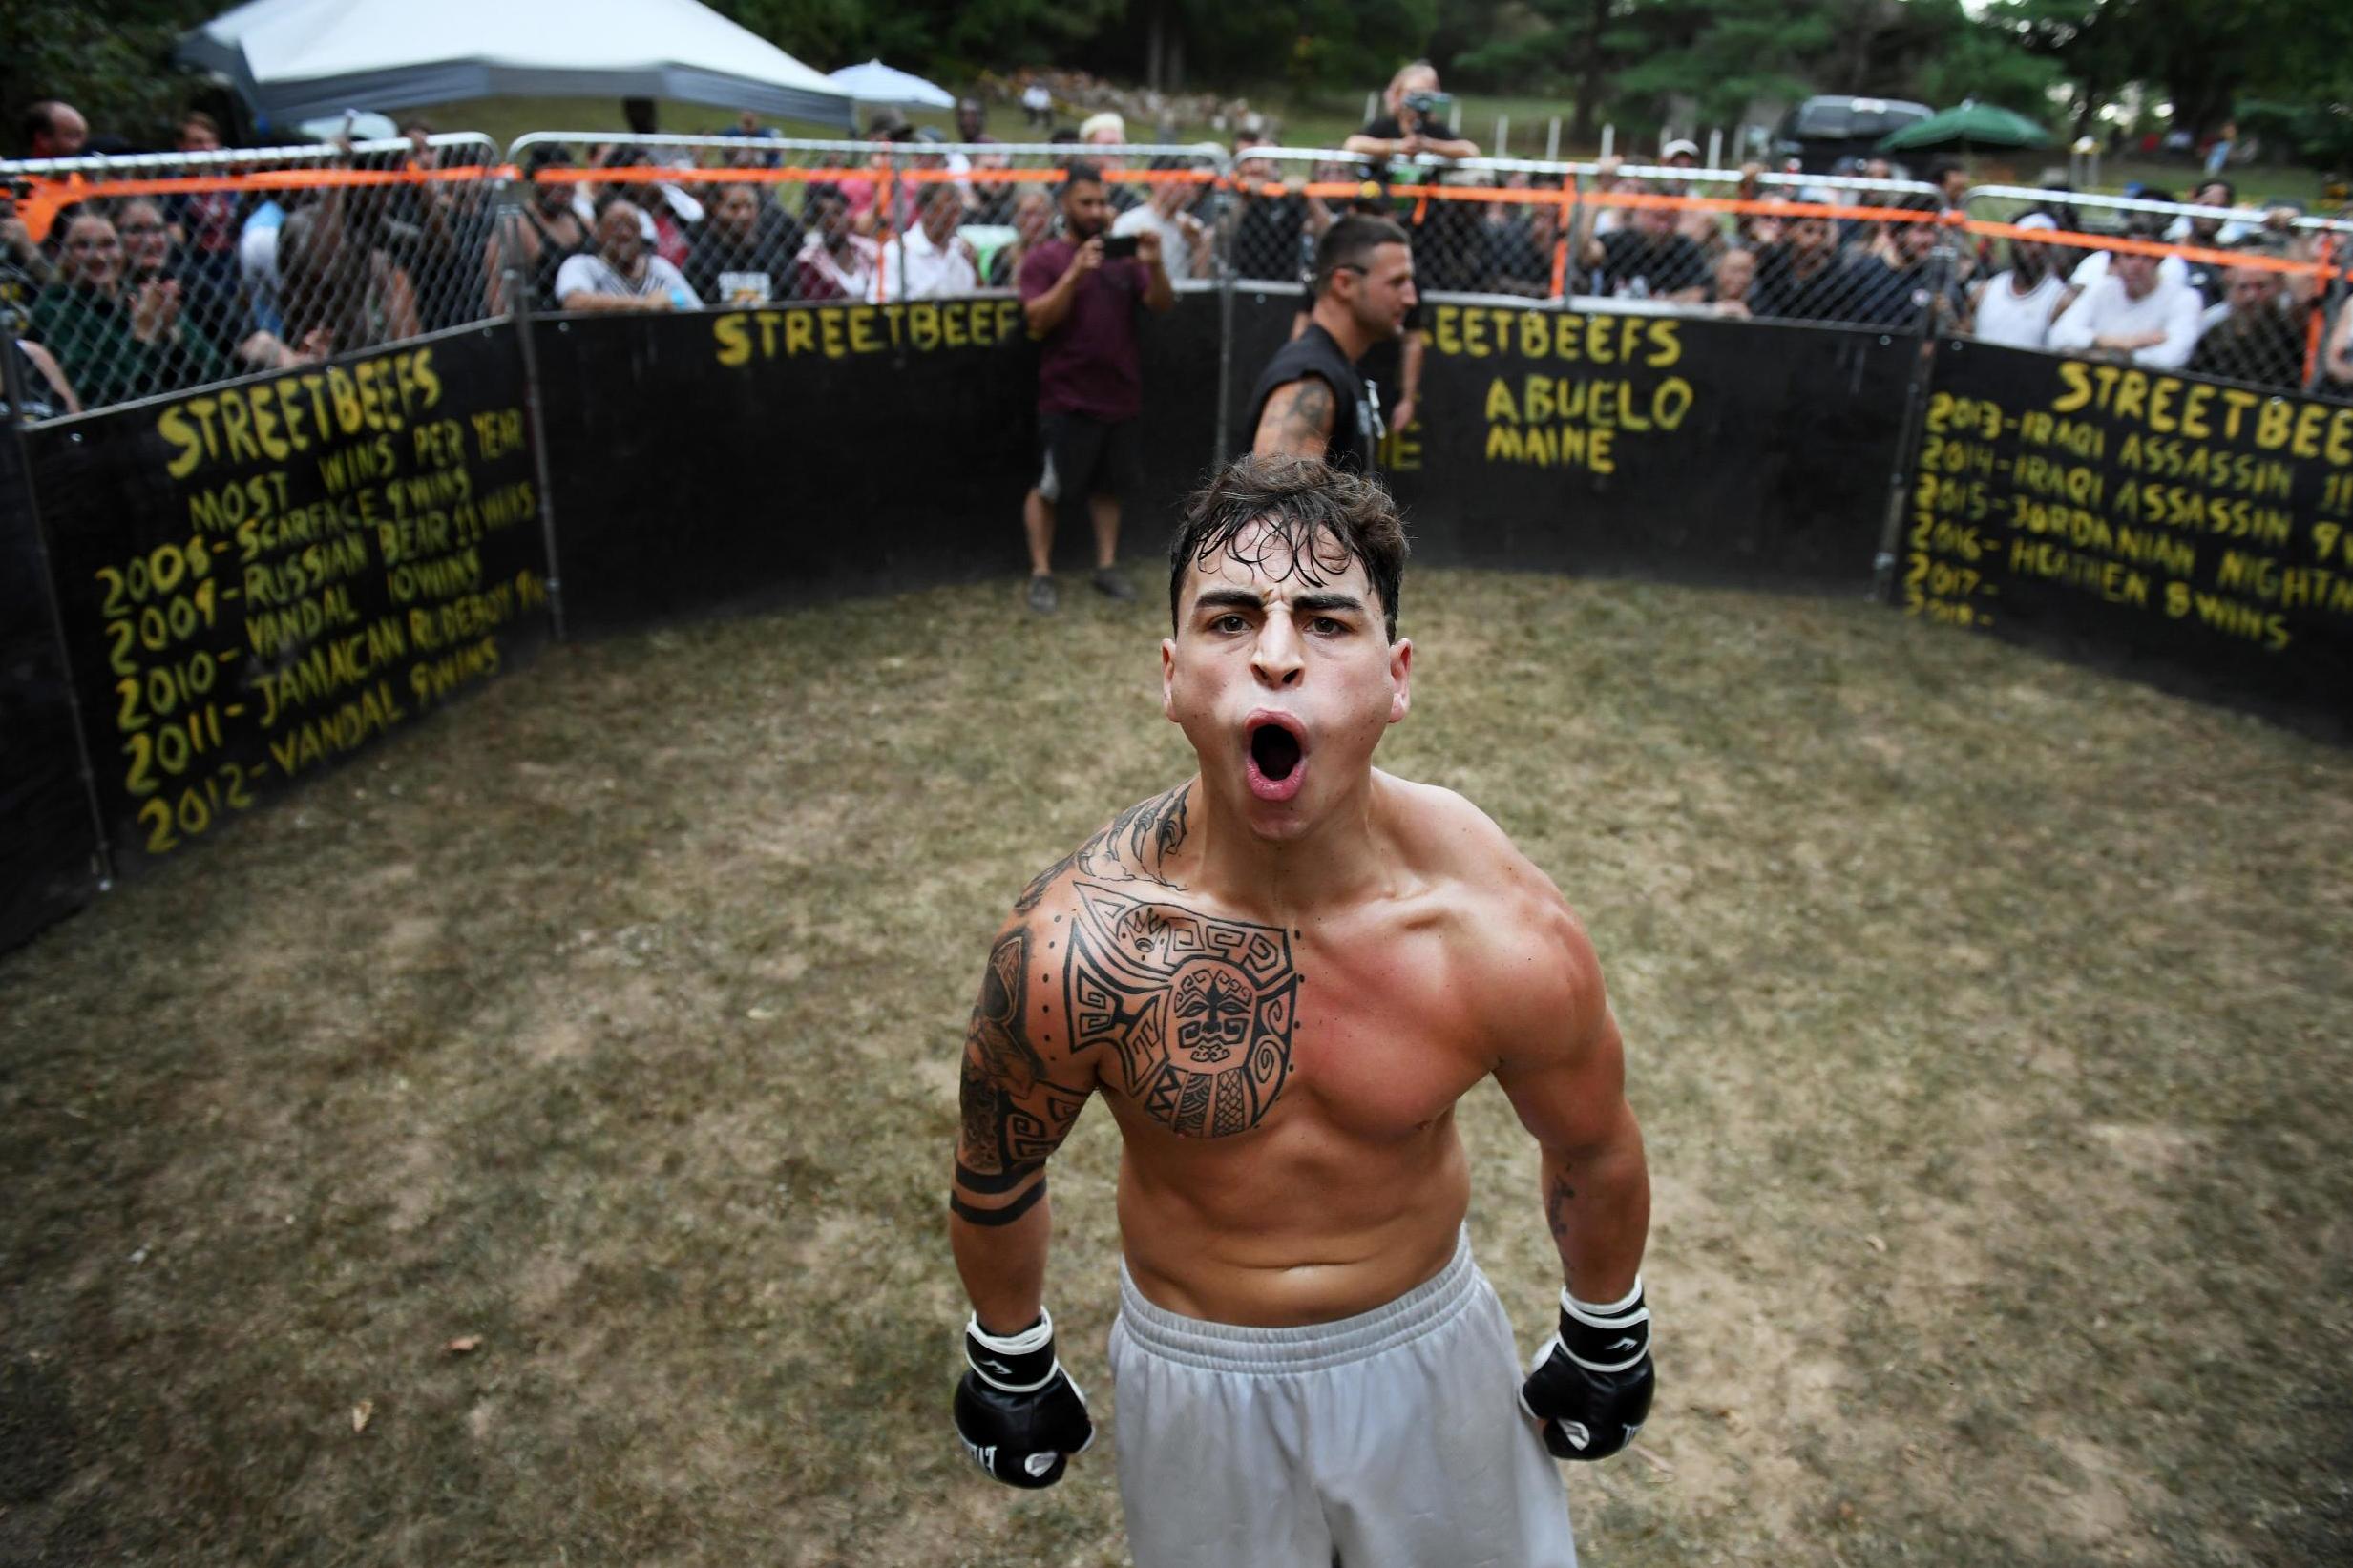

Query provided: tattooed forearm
[1546,1175,1577,1243]
[951,1178,1046,1227]
[955,1157,1041,1195]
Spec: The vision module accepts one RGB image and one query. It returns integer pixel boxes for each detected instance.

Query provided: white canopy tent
[824,60,956,112]
[178,0,858,131]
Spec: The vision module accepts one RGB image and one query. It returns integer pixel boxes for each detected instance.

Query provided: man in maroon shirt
[1015,162,1175,613]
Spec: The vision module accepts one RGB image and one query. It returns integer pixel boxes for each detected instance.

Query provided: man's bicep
[1495,1002,1631,1160]
[954,920,1093,1204]
[1251,375,1335,458]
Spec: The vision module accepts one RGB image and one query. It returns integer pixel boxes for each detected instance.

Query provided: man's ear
[1387,637,1413,724]
[1161,638,1179,721]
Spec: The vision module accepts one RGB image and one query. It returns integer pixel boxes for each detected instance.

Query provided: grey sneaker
[1026,574,1058,614]
[1091,566,1138,602]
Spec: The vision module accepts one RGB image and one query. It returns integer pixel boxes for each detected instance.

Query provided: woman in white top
[555,199,700,313]
[1966,214,2076,350]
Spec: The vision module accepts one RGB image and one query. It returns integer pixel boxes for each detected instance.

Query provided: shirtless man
[948,456,1655,1566]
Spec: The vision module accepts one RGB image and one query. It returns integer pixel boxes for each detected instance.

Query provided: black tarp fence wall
[0,385,102,951]
[5,293,2350,955]
[14,323,552,906]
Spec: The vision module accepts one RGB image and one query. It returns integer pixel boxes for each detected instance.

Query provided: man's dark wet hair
[1311,214,1411,295]
[1060,160,1103,196]
[1170,456,1410,641]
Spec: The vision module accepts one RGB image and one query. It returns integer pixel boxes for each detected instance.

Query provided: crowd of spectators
[7,86,2352,420]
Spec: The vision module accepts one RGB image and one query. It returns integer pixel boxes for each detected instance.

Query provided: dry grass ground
[3,569,2349,1567]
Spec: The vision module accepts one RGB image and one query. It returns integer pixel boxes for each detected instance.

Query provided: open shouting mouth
[1245,713,1307,803]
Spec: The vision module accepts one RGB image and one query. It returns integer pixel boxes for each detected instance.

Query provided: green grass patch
[2,570,2349,1564]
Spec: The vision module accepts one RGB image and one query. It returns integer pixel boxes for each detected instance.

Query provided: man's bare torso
[1008,772,1564,1326]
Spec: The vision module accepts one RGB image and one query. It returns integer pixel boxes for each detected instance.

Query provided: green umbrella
[1878,101,2053,153]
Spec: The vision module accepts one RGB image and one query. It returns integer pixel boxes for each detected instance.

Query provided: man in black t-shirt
[1486,199,1565,299]
[1245,217,1418,473]
[1750,213,1902,324]
[1585,182,1708,303]
[1228,134,1334,282]
[1342,60,1480,165]
[2188,259,2309,390]
[685,182,805,307]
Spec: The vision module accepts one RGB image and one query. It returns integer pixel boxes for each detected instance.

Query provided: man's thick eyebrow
[1190,588,1368,617]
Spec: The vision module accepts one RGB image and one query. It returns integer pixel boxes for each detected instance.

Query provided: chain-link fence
[1958,184,2353,399]
[1221,148,1952,330]
[1,133,505,421]
[503,133,1226,311]
[14,127,2348,422]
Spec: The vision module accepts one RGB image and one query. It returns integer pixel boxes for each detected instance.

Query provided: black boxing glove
[953,1307,1095,1488]
[1519,1275,1654,1461]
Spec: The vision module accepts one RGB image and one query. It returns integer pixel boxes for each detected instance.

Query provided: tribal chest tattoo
[1063,882,1298,1138]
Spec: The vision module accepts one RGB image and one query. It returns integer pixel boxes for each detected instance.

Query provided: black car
[1775,95,1934,175]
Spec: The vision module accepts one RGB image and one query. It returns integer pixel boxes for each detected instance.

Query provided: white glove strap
[965,1307,1062,1393]
[1563,1274,1645,1320]
[967,1307,1056,1357]
[1559,1275,1650,1374]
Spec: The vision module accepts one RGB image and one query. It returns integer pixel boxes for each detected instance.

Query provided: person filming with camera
[1343,61,1480,165]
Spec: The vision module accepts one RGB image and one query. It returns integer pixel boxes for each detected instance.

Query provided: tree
[0,0,215,152]
[1869,0,2061,118]
[1986,0,2353,138]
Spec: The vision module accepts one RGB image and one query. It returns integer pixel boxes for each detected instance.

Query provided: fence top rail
[0,132,497,178]
[1240,147,1943,195]
[1964,182,2353,238]
[504,131,1228,162]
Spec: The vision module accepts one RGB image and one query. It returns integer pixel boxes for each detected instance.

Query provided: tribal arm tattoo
[952,924,1092,1225]
[1251,377,1335,460]
[1013,783,1192,915]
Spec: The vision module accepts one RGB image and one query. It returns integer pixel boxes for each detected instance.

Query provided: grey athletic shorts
[1107,1230,1577,1568]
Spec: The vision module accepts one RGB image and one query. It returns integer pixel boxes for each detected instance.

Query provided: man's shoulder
[1008,782,1197,922]
[1380,775,1595,989]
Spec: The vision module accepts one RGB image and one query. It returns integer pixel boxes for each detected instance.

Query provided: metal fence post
[1212,154,1237,473]
[0,310,117,887]
[1871,203,1962,602]
[494,181,570,641]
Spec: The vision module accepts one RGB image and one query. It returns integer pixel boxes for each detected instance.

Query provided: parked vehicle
[1775,95,1934,175]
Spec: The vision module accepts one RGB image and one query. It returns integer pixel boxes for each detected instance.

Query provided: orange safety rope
[2303,235,2337,386]
[1960,214,2338,280]
[11,164,516,240]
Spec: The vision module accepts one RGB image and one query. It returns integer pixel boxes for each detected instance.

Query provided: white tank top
[1973,271,2070,349]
